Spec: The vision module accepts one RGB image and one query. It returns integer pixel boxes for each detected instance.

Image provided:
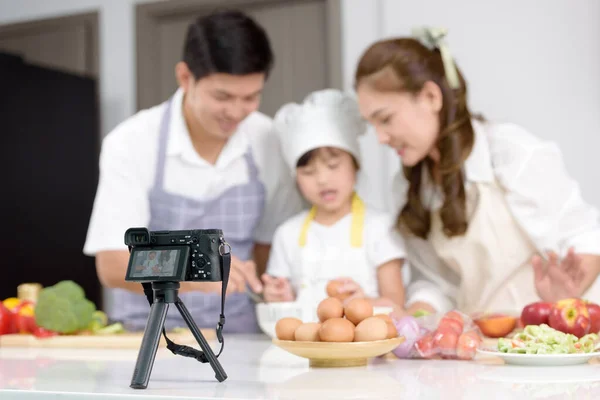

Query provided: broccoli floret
[87,310,108,332]
[52,280,86,301]
[34,280,96,334]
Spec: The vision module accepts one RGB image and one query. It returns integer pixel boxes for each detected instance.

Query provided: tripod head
[149,281,180,302]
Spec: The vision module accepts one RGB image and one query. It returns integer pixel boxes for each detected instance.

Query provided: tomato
[415,332,437,358]
[444,311,464,324]
[438,317,464,335]
[433,329,460,356]
[461,329,482,343]
[456,330,481,360]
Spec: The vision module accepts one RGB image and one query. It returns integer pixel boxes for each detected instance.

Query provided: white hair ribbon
[411,26,460,89]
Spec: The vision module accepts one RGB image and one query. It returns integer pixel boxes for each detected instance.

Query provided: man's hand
[226,255,263,295]
[261,274,294,302]
[533,248,585,302]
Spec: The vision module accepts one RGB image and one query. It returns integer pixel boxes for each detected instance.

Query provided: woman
[353,27,600,315]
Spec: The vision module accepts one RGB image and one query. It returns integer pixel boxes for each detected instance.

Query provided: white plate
[477,348,600,366]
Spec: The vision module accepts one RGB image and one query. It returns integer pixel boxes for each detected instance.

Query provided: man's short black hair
[182,9,274,80]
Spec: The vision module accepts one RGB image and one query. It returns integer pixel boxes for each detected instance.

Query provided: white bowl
[373,306,394,317]
[256,302,395,338]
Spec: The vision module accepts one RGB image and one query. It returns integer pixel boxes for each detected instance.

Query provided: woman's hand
[261,274,295,302]
[532,247,585,302]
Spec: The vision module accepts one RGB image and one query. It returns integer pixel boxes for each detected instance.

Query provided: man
[83,10,303,332]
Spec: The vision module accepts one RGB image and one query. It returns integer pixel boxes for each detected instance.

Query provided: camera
[123,227,230,389]
[124,227,228,283]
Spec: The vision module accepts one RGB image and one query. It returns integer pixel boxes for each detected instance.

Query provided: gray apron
[111,96,265,333]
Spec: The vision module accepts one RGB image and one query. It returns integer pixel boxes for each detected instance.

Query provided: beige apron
[406,177,600,315]
[431,179,539,314]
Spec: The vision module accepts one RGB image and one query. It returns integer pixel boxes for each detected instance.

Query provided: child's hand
[334,277,365,304]
[261,274,295,302]
[391,302,437,320]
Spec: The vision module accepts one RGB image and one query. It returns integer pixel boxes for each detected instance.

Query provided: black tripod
[130,281,227,389]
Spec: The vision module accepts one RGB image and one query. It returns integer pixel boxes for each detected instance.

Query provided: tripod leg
[174,299,228,382]
[130,299,169,389]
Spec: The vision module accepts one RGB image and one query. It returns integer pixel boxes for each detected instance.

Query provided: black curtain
[0,52,102,307]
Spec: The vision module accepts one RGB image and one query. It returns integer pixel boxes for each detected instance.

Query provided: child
[262,89,409,308]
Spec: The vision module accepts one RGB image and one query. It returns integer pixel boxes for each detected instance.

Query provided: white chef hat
[274,89,367,174]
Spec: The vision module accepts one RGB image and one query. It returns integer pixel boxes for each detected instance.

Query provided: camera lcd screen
[126,246,189,281]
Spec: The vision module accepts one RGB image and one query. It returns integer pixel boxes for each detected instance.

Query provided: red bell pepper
[15,302,37,334]
[0,302,11,335]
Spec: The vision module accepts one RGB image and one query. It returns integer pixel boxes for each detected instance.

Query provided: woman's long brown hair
[355,38,476,239]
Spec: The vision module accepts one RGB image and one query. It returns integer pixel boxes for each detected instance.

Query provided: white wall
[343,0,600,211]
[2,0,599,211]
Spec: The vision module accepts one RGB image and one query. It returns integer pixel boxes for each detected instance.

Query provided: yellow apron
[294,192,370,305]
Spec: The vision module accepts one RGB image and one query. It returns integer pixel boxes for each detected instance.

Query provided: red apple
[586,302,600,334]
[521,301,553,326]
[548,298,591,338]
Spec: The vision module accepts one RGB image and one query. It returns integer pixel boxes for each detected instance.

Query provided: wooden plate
[272,336,404,368]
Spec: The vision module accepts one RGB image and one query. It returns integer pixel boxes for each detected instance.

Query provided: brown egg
[344,298,373,325]
[294,322,321,342]
[385,321,398,339]
[354,317,388,342]
[374,314,392,324]
[319,317,355,342]
[326,280,351,301]
[317,297,344,322]
[275,317,303,341]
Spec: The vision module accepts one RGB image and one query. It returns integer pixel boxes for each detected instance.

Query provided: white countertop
[1,334,600,399]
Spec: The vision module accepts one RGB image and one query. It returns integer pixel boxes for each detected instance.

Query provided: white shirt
[83,89,303,255]
[394,119,600,313]
[266,207,409,305]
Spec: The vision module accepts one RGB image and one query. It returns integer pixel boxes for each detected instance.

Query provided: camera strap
[140,243,230,364]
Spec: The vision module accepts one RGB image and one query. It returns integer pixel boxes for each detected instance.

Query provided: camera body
[124,227,225,283]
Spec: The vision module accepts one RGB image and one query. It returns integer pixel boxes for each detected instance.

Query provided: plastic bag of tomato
[391,310,483,360]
